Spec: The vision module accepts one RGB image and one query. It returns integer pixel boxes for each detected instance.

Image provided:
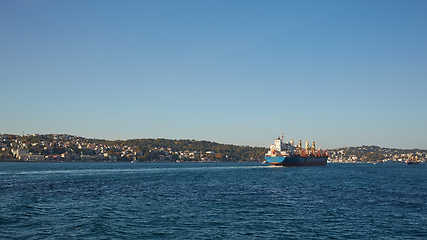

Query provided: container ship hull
[265,156,327,166]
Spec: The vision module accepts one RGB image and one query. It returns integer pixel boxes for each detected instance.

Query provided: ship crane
[312,141,316,155]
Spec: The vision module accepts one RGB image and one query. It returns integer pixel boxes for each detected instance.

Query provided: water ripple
[1,163,426,239]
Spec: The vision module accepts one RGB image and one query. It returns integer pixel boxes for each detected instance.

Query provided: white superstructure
[266,134,295,157]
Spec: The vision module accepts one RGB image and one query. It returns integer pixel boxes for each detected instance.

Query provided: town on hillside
[0,134,425,163]
[0,134,266,162]
[327,145,426,163]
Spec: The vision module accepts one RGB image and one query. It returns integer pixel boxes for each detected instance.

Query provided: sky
[1,0,426,149]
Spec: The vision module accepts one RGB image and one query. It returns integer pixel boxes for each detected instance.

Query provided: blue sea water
[0,162,426,239]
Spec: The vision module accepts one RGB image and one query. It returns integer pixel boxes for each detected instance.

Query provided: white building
[27,154,44,161]
[14,149,29,160]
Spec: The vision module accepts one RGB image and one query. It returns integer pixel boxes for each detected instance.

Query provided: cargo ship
[265,134,328,166]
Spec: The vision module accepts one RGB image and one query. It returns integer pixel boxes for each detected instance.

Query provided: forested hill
[92,138,267,162]
[0,134,267,162]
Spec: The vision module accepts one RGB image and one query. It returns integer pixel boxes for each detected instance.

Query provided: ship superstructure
[265,134,328,166]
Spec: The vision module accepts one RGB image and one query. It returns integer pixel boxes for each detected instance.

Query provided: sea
[1,162,426,239]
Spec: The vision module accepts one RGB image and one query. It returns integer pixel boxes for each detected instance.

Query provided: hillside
[328,145,427,163]
[0,134,266,162]
[1,133,426,163]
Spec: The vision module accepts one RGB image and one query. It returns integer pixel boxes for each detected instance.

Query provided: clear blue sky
[1,0,426,149]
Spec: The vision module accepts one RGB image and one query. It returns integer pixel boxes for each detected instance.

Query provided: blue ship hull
[265,156,327,166]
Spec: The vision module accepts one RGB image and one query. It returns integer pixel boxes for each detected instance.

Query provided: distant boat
[406,161,419,165]
[406,156,419,165]
[406,160,419,165]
